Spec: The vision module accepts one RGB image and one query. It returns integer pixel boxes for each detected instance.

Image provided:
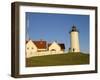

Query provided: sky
[26,12,89,53]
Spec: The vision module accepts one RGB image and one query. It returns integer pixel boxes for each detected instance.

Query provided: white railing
[26,51,66,58]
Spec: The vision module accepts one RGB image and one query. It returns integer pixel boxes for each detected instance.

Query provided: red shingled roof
[59,44,65,49]
[33,41,47,49]
[26,40,65,49]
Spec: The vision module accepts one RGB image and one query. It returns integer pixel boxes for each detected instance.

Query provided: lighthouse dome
[71,25,79,32]
[72,25,77,31]
[69,25,79,33]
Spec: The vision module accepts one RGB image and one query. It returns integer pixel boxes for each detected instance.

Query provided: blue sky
[26,12,89,53]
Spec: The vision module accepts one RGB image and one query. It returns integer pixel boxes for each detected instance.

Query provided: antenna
[26,17,30,40]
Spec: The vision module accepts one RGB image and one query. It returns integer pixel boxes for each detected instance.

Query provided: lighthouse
[69,25,80,52]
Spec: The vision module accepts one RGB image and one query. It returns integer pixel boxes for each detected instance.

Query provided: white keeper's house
[26,40,65,58]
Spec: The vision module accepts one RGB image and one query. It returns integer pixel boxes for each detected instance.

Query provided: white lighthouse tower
[69,25,80,52]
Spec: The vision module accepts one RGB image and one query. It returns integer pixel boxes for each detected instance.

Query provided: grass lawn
[26,52,89,67]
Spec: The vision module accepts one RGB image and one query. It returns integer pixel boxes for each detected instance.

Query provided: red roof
[33,41,47,49]
[26,40,65,49]
[59,44,65,49]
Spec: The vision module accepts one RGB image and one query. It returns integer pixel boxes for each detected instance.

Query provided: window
[27,47,29,49]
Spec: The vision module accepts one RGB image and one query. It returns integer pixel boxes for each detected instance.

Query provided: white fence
[26,51,65,58]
